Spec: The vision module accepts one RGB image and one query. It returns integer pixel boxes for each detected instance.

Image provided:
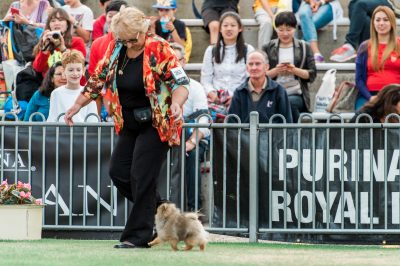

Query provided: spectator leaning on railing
[354,6,400,109]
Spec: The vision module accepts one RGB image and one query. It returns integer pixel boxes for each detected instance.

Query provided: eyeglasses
[116,32,141,45]
[157,8,171,12]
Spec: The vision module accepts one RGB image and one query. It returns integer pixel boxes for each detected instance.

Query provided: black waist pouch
[133,106,152,123]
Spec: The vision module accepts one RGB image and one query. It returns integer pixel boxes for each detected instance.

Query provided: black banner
[1,125,126,227]
[2,125,400,235]
[212,127,400,230]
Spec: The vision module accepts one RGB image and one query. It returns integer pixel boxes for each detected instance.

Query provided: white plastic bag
[314,69,336,112]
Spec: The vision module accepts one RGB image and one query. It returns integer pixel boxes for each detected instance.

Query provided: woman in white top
[201,11,254,110]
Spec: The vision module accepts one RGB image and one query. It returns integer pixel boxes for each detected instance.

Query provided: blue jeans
[298,2,333,42]
[292,0,302,13]
[346,0,391,48]
[289,94,307,123]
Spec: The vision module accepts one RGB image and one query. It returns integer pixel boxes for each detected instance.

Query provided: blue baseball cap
[152,0,177,9]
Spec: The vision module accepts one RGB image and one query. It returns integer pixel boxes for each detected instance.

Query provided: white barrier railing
[184,63,356,71]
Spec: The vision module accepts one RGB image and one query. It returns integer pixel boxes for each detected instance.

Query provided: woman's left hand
[170,102,182,121]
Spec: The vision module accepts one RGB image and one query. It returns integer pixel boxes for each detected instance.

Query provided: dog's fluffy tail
[184,212,201,220]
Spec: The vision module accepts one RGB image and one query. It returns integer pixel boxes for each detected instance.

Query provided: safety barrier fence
[1,112,400,242]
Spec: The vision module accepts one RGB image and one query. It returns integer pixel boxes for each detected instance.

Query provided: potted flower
[0,179,44,240]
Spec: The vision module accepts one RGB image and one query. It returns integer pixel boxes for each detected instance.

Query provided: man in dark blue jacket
[228,50,293,123]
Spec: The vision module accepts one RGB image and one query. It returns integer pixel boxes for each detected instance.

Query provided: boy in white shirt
[62,0,94,43]
[47,50,98,122]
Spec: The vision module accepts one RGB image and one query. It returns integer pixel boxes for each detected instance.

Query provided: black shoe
[114,243,150,249]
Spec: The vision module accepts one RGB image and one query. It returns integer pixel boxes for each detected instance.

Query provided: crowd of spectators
[2,0,400,212]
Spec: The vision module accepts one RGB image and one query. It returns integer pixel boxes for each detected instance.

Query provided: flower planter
[0,204,44,240]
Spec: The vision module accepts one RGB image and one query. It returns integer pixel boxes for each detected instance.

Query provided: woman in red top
[32,8,86,81]
[355,6,400,109]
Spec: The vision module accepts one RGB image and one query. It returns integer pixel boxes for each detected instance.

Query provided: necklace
[118,52,130,75]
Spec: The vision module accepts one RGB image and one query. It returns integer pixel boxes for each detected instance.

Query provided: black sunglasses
[116,32,140,45]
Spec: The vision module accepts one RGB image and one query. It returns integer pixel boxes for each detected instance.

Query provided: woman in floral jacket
[64,7,189,249]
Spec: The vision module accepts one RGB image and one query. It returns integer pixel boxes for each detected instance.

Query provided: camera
[49,31,61,39]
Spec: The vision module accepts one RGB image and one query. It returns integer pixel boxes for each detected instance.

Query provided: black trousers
[109,112,169,246]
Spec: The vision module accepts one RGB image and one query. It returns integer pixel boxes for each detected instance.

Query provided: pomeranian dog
[148,203,208,251]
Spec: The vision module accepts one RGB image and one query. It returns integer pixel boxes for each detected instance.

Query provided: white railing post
[249,111,259,243]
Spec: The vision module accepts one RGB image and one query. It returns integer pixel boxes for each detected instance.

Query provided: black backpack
[12,24,40,63]
[14,64,43,102]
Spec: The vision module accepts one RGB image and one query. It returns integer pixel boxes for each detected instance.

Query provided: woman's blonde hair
[369,6,400,71]
[110,6,150,38]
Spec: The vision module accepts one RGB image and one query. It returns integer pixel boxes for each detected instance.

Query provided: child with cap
[150,0,187,49]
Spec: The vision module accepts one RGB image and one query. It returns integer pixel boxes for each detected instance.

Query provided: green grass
[1,239,399,266]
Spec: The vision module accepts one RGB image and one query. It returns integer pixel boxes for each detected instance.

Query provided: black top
[201,0,239,11]
[116,47,150,110]
[155,19,186,42]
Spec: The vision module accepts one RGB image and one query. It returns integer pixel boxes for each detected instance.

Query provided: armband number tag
[171,66,189,85]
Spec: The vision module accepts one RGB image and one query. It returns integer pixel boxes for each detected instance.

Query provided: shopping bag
[314,69,336,112]
[326,81,358,113]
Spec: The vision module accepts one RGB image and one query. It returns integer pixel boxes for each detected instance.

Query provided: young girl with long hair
[201,11,254,110]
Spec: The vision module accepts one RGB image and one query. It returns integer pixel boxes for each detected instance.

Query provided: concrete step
[0,0,350,22]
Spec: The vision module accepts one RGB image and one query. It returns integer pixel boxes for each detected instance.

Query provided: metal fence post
[249,111,259,243]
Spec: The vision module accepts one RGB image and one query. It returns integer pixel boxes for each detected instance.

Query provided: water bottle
[160,16,169,33]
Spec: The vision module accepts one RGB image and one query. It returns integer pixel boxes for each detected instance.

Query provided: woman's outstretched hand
[64,103,82,126]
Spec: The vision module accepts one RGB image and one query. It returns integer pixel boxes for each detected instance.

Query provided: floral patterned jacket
[82,33,190,146]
